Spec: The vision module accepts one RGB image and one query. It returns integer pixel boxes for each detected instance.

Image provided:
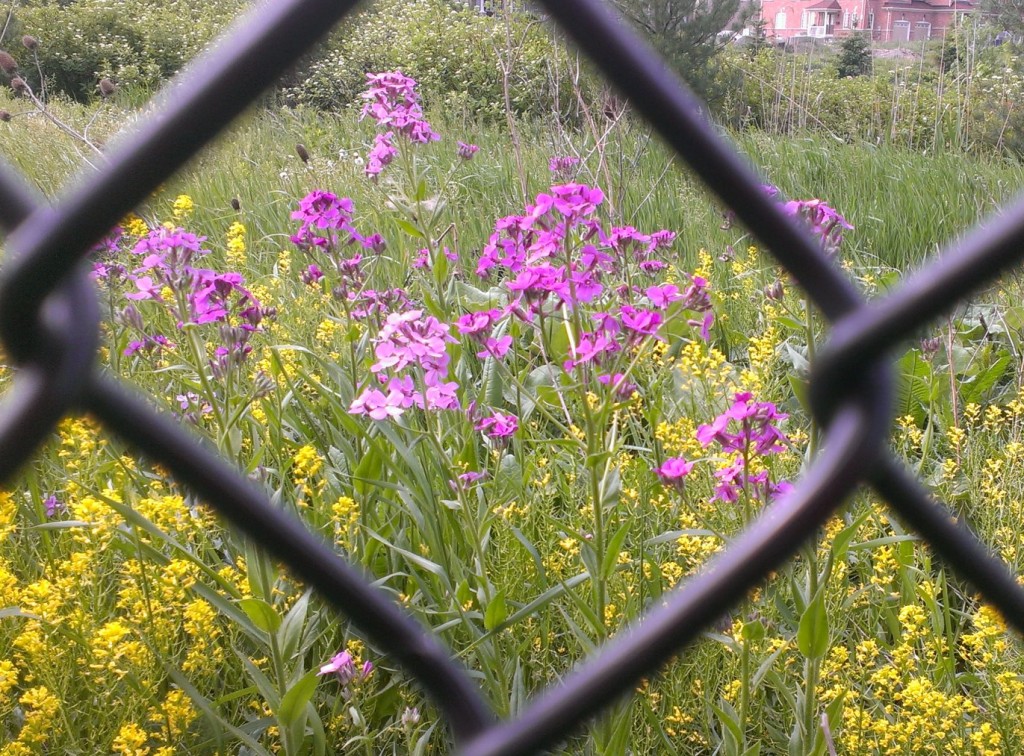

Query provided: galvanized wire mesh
[1,0,1023,753]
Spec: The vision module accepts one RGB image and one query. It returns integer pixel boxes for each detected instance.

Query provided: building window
[867,11,874,29]
[843,11,850,28]
[775,10,787,31]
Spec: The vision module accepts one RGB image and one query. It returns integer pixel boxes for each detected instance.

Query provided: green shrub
[283,0,581,120]
[836,34,872,78]
[9,0,245,101]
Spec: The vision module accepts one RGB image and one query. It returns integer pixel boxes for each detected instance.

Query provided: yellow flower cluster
[121,212,149,238]
[332,495,360,550]
[291,444,326,500]
[171,194,194,221]
[226,220,247,268]
[0,490,16,542]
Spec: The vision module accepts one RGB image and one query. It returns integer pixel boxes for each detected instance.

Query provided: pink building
[757,0,975,42]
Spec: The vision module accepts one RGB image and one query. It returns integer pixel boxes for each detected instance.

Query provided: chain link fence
[1,0,1023,753]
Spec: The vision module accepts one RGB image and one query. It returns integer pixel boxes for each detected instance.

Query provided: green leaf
[741,619,765,644]
[353,443,385,497]
[394,217,426,239]
[797,594,829,660]
[484,590,508,631]
[278,590,311,661]
[713,698,743,756]
[239,598,282,634]
[600,521,631,581]
[278,669,320,727]
[894,349,931,424]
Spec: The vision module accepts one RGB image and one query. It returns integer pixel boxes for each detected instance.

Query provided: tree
[979,0,1024,43]
[836,33,872,78]
[609,0,743,103]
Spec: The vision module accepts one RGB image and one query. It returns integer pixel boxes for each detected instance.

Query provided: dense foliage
[5,0,246,100]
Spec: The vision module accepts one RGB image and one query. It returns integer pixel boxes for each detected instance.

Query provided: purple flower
[476,335,513,360]
[475,411,518,438]
[290,191,362,252]
[349,388,405,421]
[365,131,397,178]
[456,308,504,338]
[360,71,440,144]
[619,305,662,339]
[655,457,693,490]
[597,372,637,399]
[301,264,324,285]
[457,141,479,160]
[43,495,63,518]
[319,651,357,684]
[696,392,789,455]
[645,284,683,309]
[548,155,579,179]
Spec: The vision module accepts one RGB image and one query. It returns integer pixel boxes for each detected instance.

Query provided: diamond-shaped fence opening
[2,1,1024,754]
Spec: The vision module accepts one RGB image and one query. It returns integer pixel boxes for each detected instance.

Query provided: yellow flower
[226,221,247,267]
[0,490,17,542]
[121,213,149,238]
[171,194,195,221]
[112,721,151,755]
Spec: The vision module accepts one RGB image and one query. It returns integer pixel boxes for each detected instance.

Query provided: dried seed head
[0,110,10,123]
[10,76,28,96]
[0,51,17,75]
[230,197,241,212]
[98,77,116,98]
[21,35,38,52]
[295,143,310,163]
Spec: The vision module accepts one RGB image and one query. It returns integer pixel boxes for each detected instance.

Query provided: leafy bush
[836,34,872,78]
[7,0,245,101]
[283,0,580,120]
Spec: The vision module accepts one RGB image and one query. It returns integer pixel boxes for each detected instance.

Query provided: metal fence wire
[2,0,1024,753]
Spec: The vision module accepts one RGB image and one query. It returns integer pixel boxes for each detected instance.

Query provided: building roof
[806,0,842,9]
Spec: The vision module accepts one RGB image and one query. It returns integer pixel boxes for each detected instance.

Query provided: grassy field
[1,87,1024,754]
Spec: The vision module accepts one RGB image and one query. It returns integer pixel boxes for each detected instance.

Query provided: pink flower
[318,651,357,683]
[548,155,579,179]
[457,141,479,160]
[655,457,694,486]
[456,308,503,338]
[360,71,439,144]
[349,389,405,420]
[475,411,518,438]
[645,283,683,309]
[366,131,397,178]
[476,335,513,360]
[619,305,662,339]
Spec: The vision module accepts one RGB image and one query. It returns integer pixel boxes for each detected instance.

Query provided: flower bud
[295,143,310,163]
[21,36,38,52]
[98,77,116,98]
[230,197,241,212]
[764,280,784,300]
[0,110,10,123]
[10,76,28,96]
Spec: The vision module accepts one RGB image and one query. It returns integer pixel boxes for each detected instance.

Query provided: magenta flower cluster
[656,393,792,505]
[349,309,459,420]
[763,184,853,258]
[475,182,714,384]
[360,71,439,177]
[697,392,792,504]
[289,191,395,306]
[122,227,264,371]
[456,307,512,360]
